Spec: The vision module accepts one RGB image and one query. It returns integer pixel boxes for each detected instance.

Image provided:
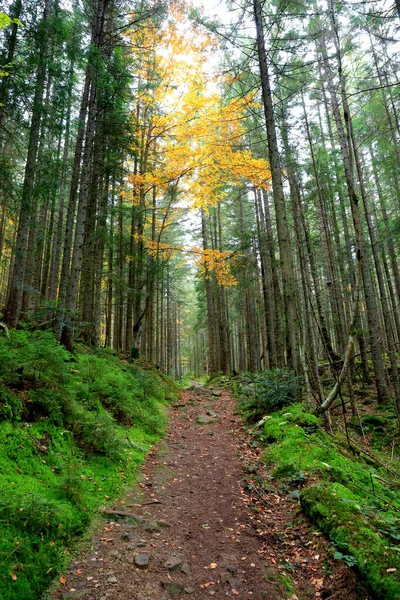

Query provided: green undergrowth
[257,403,400,600]
[0,330,178,600]
[233,369,298,422]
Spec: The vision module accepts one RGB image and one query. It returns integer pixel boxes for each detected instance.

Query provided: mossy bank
[0,330,178,600]
[260,404,400,600]
[234,371,400,600]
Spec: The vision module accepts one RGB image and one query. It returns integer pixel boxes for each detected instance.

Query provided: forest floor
[50,386,369,600]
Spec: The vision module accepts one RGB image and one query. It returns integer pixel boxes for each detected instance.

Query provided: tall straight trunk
[0,0,21,150]
[21,74,52,316]
[92,170,109,346]
[0,203,6,264]
[253,0,300,374]
[201,208,218,373]
[58,65,91,310]
[320,20,388,402]
[105,178,115,348]
[64,80,97,311]
[4,0,52,327]
[261,189,285,366]
[125,154,139,350]
[369,144,400,317]
[49,59,75,301]
[369,36,400,172]
[301,98,345,356]
[319,69,369,381]
[113,187,125,351]
[293,187,325,404]
[254,188,276,367]
[81,115,106,344]
[60,0,109,349]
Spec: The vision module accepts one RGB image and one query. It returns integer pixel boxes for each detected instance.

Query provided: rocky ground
[51,386,369,600]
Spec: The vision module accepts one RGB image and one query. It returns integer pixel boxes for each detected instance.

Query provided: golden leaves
[194,248,238,287]
[124,8,270,286]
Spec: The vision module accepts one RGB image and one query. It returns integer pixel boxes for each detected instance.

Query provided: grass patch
[256,403,400,600]
[0,330,178,600]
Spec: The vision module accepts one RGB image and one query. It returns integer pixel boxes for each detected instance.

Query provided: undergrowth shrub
[235,369,298,422]
[0,330,71,389]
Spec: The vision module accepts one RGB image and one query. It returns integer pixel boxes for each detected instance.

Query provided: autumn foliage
[125,10,271,285]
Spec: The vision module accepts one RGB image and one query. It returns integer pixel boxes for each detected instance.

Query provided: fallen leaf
[387,568,397,573]
[59,576,67,585]
[209,563,217,569]
[11,573,17,581]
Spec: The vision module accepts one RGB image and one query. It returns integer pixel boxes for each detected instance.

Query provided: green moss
[256,403,400,600]
[301,485,400,600]
[0,331,178,600]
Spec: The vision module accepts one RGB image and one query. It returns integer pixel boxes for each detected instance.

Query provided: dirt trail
[51,387,367,600]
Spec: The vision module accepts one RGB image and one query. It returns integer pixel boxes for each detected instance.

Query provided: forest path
[51,387,365,600]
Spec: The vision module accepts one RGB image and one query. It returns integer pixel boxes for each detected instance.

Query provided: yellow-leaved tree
[125,8,271,287]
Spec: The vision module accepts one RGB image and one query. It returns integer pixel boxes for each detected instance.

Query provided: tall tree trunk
[4,0,52,327]
[253,0,300,373]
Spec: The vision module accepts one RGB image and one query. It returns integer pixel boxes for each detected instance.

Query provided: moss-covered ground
[0,330,178,600]
[258,403,400,600]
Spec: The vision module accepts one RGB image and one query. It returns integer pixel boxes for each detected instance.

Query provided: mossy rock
[362,415,386,427]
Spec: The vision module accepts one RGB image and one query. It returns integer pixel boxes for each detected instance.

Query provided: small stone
[181,562,191,576]
[143,521,161,533]
[122,533,139,543]
[230,577,240,589]
[107,575,117,584]
[109,549,120,557]
[86,553,97,561]
[135,553,149,569]
[161,581,185,593]
[221,572,231,584]
[184,587,195,594]
[164,556,183,571]
[62,592,89,600]
[145,582,156,592]
[222,564,238,574]
[196,415,217,425]
[212,390,221,397]
[206,432,215,437]
[137,540,147,547]
[126,543,137,551]
[206,409,218,417]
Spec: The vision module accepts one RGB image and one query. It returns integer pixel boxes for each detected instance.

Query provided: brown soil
[51,386,370,600]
